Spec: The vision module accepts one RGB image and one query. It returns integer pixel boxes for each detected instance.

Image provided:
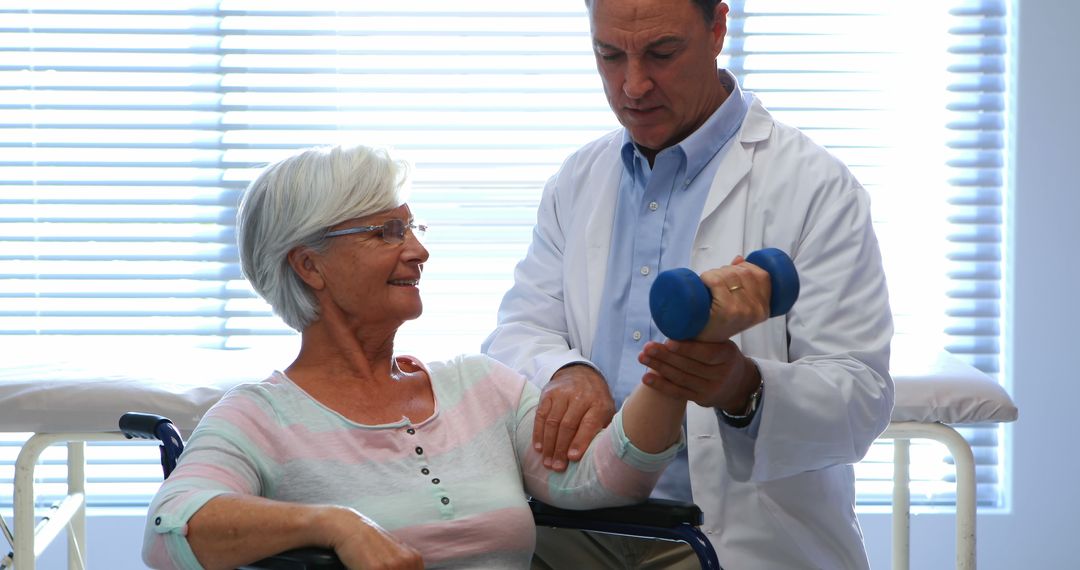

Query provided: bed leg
[14,433,127,570]
[882,422,977,570]
[892,438,911,570]
[67,442,86,570]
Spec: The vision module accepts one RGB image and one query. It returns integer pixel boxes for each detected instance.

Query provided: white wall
[35,2,1080,568]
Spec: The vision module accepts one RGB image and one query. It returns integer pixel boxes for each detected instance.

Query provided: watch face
[748,384,762,412]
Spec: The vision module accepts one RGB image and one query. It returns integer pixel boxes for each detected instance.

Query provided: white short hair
[236,144,409,331]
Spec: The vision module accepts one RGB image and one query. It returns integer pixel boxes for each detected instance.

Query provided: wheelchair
[120,412,721,570]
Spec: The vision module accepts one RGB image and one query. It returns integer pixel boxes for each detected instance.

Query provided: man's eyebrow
[645,36,684,50]
[593,36,684,51]
[593,38,620,51]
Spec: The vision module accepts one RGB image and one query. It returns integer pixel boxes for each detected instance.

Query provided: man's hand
[638,339,761,415]
[533,364,616,472]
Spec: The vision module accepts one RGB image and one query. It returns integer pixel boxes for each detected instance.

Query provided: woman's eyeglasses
[324,219,427,245]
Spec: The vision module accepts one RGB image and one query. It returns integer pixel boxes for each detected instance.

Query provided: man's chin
[627,131,671,152]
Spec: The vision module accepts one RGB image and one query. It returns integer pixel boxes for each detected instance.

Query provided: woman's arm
[616,383,687,453]
[183,495,420,570]
[143,390,421,570]
[511,368,686,509]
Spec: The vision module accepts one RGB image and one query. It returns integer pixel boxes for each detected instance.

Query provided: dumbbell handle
[649,248,800,341]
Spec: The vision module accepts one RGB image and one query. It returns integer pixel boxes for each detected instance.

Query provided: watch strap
[719,382,763,428]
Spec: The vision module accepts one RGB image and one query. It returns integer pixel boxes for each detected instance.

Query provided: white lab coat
[483,94,894,569]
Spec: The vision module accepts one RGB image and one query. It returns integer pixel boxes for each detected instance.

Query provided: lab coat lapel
[697,96,773,226]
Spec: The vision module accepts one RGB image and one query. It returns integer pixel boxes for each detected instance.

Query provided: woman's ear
[287,246,326,290]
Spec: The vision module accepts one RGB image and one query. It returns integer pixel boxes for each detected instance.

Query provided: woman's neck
[284,323,434,424]
[288,315,396,375]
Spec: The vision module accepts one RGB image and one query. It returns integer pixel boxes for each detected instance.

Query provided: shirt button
[632,331,642,341]
[648,201,659,211]
[406,428,415,435]
[640,266,650,276]
[415,446,423,455]
[154,516,162,526]
[441,497,450,505]
[432,478,440,485]
[421,467,430,475]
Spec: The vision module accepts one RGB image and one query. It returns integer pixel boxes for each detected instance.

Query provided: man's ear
[287,246,326,290]
[712,2,730,54]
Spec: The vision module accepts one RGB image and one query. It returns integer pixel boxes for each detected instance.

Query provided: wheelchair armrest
[119,411,172,440]
[529,498,722,569]
[235,501,703,569]
[528,497,704,528]
[237,547,345,570]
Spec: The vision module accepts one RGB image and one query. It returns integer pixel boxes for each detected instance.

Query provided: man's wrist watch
[719,382,763,428]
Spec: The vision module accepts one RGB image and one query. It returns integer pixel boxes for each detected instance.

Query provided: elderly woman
[140,144,693,570]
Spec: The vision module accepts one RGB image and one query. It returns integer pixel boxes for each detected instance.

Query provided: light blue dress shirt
[589,71,752,500]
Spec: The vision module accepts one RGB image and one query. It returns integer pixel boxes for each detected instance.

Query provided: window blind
[0,0,1009,512]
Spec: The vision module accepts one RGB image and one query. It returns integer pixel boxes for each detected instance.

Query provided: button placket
[404,425,450,510]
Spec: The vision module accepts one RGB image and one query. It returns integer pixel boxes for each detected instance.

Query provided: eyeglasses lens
[380,219,426,244]
[382,219,406,244]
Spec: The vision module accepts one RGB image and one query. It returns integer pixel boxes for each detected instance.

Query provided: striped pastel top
[143,354,681,569]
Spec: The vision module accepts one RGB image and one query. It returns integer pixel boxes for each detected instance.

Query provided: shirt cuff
[609,410,686,472]
[536,356,602,387]
[150,489,230,570]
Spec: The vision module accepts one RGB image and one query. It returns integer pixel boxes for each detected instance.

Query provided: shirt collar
[619,69,748,184]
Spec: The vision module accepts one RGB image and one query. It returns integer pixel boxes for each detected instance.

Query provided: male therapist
[482,0,895,568]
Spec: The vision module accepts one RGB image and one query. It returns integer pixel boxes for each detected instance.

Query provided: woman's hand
[322,506,424,569]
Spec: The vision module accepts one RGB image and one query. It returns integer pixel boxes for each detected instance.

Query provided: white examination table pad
[0,347,280,435]
[0,340,1016,570]
[890,335,1017,425]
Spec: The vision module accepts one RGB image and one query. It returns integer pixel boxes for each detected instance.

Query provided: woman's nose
[403,231,429,263]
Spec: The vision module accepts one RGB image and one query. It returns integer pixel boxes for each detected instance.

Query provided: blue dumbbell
[648,248,800,341]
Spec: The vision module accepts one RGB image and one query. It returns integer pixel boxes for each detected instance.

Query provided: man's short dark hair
[692,0,721,24]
